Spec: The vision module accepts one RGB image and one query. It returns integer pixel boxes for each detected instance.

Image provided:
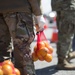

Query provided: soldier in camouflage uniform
[0,0,46,75]
[51,0,75,69]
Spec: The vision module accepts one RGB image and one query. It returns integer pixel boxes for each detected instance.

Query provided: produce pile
[32,41,53,62]
[0,60,20,75]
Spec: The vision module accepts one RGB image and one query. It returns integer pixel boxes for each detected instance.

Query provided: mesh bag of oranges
[32,30,54,62]
[0,60,20,75]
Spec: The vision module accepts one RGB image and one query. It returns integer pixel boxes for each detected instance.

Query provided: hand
[35,15,47,32]
[35,24,40,32]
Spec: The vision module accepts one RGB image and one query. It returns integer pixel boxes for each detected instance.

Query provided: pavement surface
[31,24,75,75]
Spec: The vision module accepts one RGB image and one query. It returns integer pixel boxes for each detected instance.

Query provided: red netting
[36,31,47,50]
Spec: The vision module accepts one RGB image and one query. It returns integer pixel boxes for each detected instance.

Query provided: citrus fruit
[38,47,48,57]
[37,41,45,49]
[37,51,44,61]
[32,52,38,61]
[34,45,37,52]
[0,69,3,75]
[47,46,53,54]
[8,74,16,75]
[43,41,49,47]
[2,64,13,75]
[2,60,14,68]
[44,54,52,62]
[14,68,20,75]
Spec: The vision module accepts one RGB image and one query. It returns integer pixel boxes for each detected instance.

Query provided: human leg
[68,32,75,61]
[4,12,36,75]
[0,13,11,62]
[72,35,75,51]
[56,11,75,69]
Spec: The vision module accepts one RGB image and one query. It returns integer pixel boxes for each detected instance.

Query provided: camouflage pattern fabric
[3,12,36,75]
[0,14,11,57]
[51,0,75,11]
[51,0,75,60]
[56,11,75,58]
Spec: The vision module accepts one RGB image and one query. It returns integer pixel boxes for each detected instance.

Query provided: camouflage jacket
[51,0,75,11]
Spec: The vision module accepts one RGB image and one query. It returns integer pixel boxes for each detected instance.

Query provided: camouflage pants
[51,0,75,11]
[56,11,75,59]
[0,14,11,58]
[0,12,36,75]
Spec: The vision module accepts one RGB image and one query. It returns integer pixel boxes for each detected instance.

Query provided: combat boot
[68,51,75,60]
[66,51,75,63]
[56,57,75,70]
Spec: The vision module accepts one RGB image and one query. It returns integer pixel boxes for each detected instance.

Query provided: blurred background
[41,0,57,27]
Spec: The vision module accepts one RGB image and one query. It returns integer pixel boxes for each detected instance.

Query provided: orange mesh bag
[32,29,54,62]
[36,30,54,62]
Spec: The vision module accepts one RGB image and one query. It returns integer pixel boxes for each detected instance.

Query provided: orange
[0,63,2,69]
[37,41,45,50]
[44,54,52,62]
[32,52,38,61]
[2,60,14,68]
[2,64,13,75]
[43,41,54,54]
[37,52,44,61]
[34,45,37,52]
[47,46,53,54]
[43,41,49,47]
[2,60,15,74]
[0,69,3,75]
[0,66,2,69]
[14,68,20,75]
[38,47,48,57]
[8,74,16,75]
